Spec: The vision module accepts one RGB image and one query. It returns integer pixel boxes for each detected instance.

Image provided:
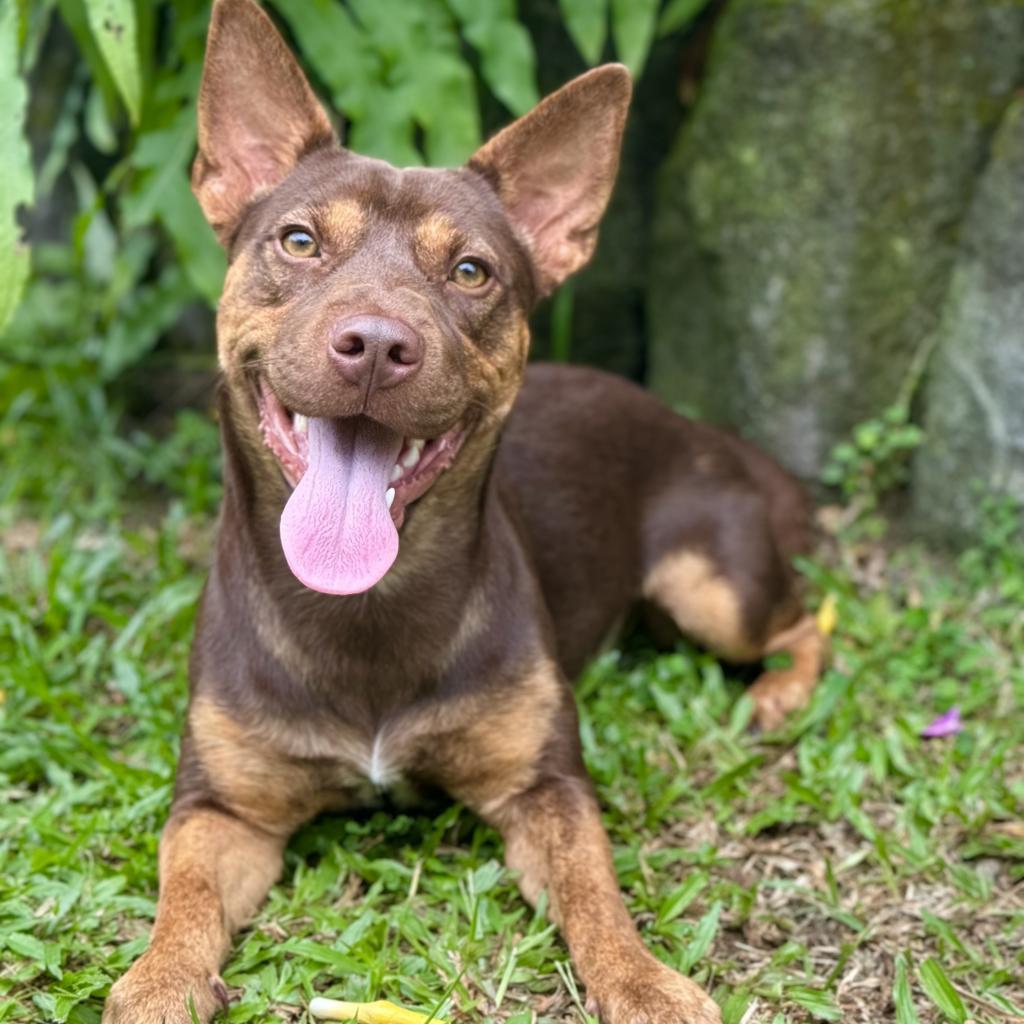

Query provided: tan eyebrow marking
[320,199,367,251]
[413,213,460,269]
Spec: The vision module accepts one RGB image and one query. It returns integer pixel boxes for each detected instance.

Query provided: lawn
[1,385,1022,1024]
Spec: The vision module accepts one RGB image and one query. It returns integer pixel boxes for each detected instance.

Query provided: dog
[102,2,824,1021]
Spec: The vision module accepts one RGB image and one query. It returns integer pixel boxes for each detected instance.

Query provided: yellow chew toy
[308,997,448,1024]
[816,593,838,637]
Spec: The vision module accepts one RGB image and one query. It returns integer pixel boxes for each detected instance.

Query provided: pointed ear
[468,64,631,296]
[192,0,336,244]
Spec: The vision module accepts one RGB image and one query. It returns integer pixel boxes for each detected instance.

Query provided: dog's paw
[748,669,813,732]
[103,951,229,1024]
[587,957,721,1024]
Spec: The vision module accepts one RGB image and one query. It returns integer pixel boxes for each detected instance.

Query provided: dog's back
[497,362,813,677]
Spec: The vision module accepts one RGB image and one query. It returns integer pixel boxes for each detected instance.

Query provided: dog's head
[194,0,630,595]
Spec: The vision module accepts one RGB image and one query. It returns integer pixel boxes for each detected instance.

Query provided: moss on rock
[648,0,1024,478]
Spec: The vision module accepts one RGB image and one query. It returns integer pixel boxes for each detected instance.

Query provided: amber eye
[280,228,320,258]
[449,259,490,289]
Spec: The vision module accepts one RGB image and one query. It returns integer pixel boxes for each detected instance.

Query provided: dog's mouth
[256,377,465,595]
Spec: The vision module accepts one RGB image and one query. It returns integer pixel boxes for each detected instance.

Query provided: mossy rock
[913,98,1024,541]
[648,0,1024,478]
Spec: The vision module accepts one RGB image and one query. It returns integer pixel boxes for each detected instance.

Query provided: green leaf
[406,52,480,165]
[449,0,538,116]
[348,85,422,166]
[894,953,921,1024]
[0,0,33,335]
[119,106,224,302]
[269,0,375,116]
[679,901,720,973]
[84,0,142,125]
[658,0,713,37]
[156,176,225,305]
[656,872,707,927]
[6,931,47,964]
[610,0,658,75]
[789,986,843,1022]
[558,0,608,66]
[918,959,967,1023]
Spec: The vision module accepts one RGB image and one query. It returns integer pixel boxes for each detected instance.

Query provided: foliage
[822,403,925,536]
[1,0,712,494]
[558,0,713,68]
[0,1,33,333]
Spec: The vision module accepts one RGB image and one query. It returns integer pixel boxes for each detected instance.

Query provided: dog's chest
[330,728,419,806]
[280,712,438,808]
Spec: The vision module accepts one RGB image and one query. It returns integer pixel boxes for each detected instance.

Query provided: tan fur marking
[488,782,723,1024]
[643,550,758,661]
[190,696,340,832]
[321,199,366,252]
[412,213,459,269]
[156,810,282,952]
[416,658,564,814]
[749,614,826,731]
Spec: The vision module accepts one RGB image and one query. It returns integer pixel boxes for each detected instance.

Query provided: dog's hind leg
[746,612,826,730]
[642,488,825,731]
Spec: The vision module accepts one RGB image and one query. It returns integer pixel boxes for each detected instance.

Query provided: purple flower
[921,706,963,739]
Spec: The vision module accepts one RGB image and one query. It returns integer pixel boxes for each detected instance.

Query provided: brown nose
[328,315,424,391]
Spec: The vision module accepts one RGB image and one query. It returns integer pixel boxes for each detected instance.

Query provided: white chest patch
[366,731,399,788]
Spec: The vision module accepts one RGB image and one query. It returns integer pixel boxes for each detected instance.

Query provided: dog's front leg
[103,807,284,1024]
[490,780,722,1024]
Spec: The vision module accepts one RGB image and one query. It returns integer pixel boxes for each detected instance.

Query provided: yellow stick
[816,593,838,637]
[309,997,448,1024]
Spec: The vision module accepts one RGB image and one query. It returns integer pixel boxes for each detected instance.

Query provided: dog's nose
[328,315,424,391]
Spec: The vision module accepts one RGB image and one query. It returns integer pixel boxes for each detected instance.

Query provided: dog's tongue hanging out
[280,417,404,595]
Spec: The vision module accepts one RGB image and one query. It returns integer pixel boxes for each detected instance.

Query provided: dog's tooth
[293,414,308,434]
[385,487,396,509]
[401,447,420,469]
[390,464,403,483]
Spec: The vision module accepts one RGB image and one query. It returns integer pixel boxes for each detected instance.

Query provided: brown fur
[492,781,720,1023]
[104,3,820,1022]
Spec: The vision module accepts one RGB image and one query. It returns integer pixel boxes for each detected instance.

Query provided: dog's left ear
[469,64,631,297]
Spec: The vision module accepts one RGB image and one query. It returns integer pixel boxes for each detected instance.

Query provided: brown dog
[102,2,824,1021]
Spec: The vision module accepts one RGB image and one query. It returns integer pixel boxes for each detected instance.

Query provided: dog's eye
[280,228,320,258]
[449,259,490,289]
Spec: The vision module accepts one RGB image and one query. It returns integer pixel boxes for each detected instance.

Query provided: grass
[1,371,1022,1024]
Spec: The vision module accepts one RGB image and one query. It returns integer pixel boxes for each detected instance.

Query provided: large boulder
[648,0,1024,479]
[913,98,1024,540]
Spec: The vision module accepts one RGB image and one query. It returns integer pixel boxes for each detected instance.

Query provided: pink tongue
[280,418,403,595]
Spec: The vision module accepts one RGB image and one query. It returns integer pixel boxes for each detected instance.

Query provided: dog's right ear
[468,64,631,297]
[192,0,336,244]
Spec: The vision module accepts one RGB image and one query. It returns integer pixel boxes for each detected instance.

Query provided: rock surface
[913,98,1024,540]
[648,0,1024,479]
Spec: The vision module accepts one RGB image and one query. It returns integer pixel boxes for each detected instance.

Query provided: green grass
[1,378,1022,1024]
